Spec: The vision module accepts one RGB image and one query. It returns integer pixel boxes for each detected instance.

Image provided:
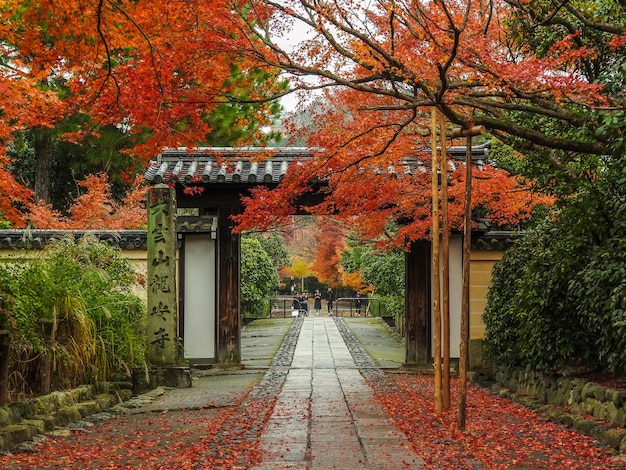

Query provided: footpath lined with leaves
[0,317,624,469]
[0,318,304,469]
[335,318,623,469]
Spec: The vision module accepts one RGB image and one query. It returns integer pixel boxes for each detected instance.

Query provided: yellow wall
[469,250,503,339]
[0,247,149,303]
[1,244,504,341]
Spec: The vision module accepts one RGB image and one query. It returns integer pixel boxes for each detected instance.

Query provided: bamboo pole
[439,113,450,411]
[431,110,442,413]
[452,124,485,430]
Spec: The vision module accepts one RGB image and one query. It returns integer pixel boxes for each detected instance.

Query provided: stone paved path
[249,317,424,469]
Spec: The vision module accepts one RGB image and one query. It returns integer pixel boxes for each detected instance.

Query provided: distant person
[292,294,301,315]
[355,292,362,316]
[326,288,334,315]
[299,291,309,315]
[314,289,322,316]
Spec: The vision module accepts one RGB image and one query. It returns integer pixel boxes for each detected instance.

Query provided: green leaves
[485,191,626,373]
[0,236,146,394]
[241,236,280,318]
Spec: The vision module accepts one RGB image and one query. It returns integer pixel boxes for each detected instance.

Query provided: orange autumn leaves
[28,173,148,230]
[0,0,280,227]
[235,147,553,250]
[0,0,277,159]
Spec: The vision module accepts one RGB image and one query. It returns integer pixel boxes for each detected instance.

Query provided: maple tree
[0,0,286,226]
[228,0,623,241]
[0,154,33,227]
[282,256,312,292]
[27,173,147,230]
[309,221,345,287]
[0,0,284,155]
[235,135,553,248]
[235,0,623,154]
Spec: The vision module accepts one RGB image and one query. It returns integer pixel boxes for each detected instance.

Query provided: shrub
[484,204,626,374]
[0,236,146,395]
[241,236,279,318]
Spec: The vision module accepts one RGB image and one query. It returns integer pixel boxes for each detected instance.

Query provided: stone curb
[0,381,140,453]
[490,385,626,456]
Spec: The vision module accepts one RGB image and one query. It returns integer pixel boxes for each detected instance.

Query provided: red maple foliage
[28,173,148,230]
[0,155,34,227]
[0,1,280,160]
[0,372,621,469]
[0,1,283,226]
[309,221,346,287]
[235,143,553,249]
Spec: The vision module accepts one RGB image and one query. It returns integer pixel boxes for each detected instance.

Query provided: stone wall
[0,382,133,452]
[486,365,626,454]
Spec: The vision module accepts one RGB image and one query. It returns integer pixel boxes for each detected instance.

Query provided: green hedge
[484,213,626,374]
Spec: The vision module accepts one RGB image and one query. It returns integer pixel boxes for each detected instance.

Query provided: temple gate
[144,143,499,371]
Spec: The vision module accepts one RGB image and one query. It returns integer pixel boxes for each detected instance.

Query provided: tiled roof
[0,230,148,250]
[0,225,517,250]
[472,231,518,251]
[143,143,493,184]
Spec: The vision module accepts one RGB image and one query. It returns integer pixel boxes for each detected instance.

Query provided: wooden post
[451,124,486,430]
[405,241,431,365]
[40,317,57,395]
[439,113,450,411]
[217,206,242,364]
[431,110,442,413]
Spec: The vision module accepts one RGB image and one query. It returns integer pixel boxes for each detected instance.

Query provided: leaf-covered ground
[371,374,625,470]
[0,373,624,469]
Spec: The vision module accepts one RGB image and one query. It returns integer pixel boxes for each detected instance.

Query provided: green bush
[484,206,626,374]
[241,236,279,318]
[341,243,405,323]
[360,249,405,298]
[0,236,146,395]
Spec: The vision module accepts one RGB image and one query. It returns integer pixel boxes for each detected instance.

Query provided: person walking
[314,289,322,316]
[299,291,309,316]
[355,292,362,316]
[326,287,334,315]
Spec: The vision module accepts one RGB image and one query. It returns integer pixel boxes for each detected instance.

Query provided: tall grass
[0,236,146,398]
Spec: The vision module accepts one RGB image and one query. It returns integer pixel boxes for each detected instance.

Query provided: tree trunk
[40,316,58,395]
[34,129,53,204]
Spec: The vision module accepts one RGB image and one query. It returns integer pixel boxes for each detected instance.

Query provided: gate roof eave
[143,143,493,186]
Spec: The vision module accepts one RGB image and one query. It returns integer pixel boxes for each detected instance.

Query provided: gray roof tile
[144,144,493,184]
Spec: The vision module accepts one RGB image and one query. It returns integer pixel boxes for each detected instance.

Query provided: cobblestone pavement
[247,317,424,469]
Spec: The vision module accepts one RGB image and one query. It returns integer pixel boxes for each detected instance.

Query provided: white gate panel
[183,235,216,361]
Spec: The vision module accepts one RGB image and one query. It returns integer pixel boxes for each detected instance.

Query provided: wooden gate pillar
[405,239,431,365]
[217,206,241,364]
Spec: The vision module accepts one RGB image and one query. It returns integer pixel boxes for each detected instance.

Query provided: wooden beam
[458,134,473,430]
[439,113,451,412]
[451,125,486,138]
[431,110,442,414]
